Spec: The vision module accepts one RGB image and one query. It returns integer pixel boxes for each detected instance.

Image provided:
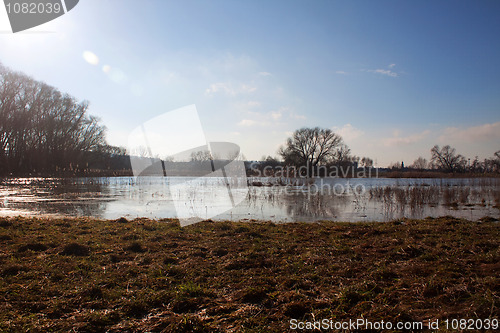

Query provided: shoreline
[0,216,498,331]
[1,172,500,179]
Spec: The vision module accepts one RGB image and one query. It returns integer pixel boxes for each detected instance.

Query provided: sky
[0,0,499,167]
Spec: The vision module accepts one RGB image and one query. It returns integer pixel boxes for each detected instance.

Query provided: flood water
[0,177,498,222]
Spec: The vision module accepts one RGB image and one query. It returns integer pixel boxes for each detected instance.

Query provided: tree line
[268,127,499,175]
[1,61,497,177]
[0,63,129,176]
[407,145,500,173]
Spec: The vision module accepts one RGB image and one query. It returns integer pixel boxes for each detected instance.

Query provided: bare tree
[389,161,402,170]
[190,150,212,162]
[430,145,466,172]
[263,155,279,163]
[494,151,500,172]
[278,127,344,167]
[332,144,352,164]
[411,156,428,170]
[360,157,373,168]
[470,156,482,173]
[483,151,500,173]
[0,62,107,175]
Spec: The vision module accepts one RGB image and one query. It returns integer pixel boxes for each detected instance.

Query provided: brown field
[0,216,498,332]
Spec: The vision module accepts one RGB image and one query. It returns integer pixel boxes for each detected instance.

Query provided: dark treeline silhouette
[387,145,500,176]
[2,63,497,178]
[0,63,130,177]
[255,129,499,178]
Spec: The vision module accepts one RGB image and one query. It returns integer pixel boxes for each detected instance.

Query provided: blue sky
[1,0,499,166]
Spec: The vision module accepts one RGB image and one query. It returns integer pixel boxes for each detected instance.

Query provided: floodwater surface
[0,177,498,222]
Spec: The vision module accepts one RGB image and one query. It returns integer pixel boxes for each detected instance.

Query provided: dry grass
[0,216,498,332]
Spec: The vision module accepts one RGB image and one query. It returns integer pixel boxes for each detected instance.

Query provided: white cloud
[244,101,261,108]
[205,82,236,96]
[238,119,257,127]
[241,84,257,93]
[366,63,400,77]
[336,70,348,75]
[205,82,257,96]
[237,111,271,127]
[291,113,306,120]
[271,111,282,120]
[368,69,398,77]
[333,124,364,142]
[258,71,272,76]
[439,122,500,143]
[383,130,430,147]
[274,106,306,121]
[236,106,305,127]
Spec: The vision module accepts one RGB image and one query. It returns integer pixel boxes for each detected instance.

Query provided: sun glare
[82,50,99,65]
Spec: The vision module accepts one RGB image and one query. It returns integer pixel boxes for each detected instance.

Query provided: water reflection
[0,177,498,222]
[0,178,111,217]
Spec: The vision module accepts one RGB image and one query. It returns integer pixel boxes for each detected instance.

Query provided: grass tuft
[60,242,90,256]
[18,243,48,252]
[125,241,146,253]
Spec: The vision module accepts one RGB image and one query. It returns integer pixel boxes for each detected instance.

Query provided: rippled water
[0,177,498,222]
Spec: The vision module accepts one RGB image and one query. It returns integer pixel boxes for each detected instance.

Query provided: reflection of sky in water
[0,177,498,222]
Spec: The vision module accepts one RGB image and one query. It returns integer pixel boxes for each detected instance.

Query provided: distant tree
[259,155,280,168]
[495,151,500,172]
[483,151,500,173]
[253,155,281,176]
[261,155,279,163]
[0,62,107,175]
[360,157,374,168]
[106,145,128,156]
[388,161,402,170]
[430,145,466,172]
[470,156,481,173]
[411,156,428,170]
[332,144,352,164]
[190,150,212,162]
[278,127,344,167]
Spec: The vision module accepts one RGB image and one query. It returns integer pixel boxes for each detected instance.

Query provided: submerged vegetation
[368,183,500,211]
[0,216,498,332]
